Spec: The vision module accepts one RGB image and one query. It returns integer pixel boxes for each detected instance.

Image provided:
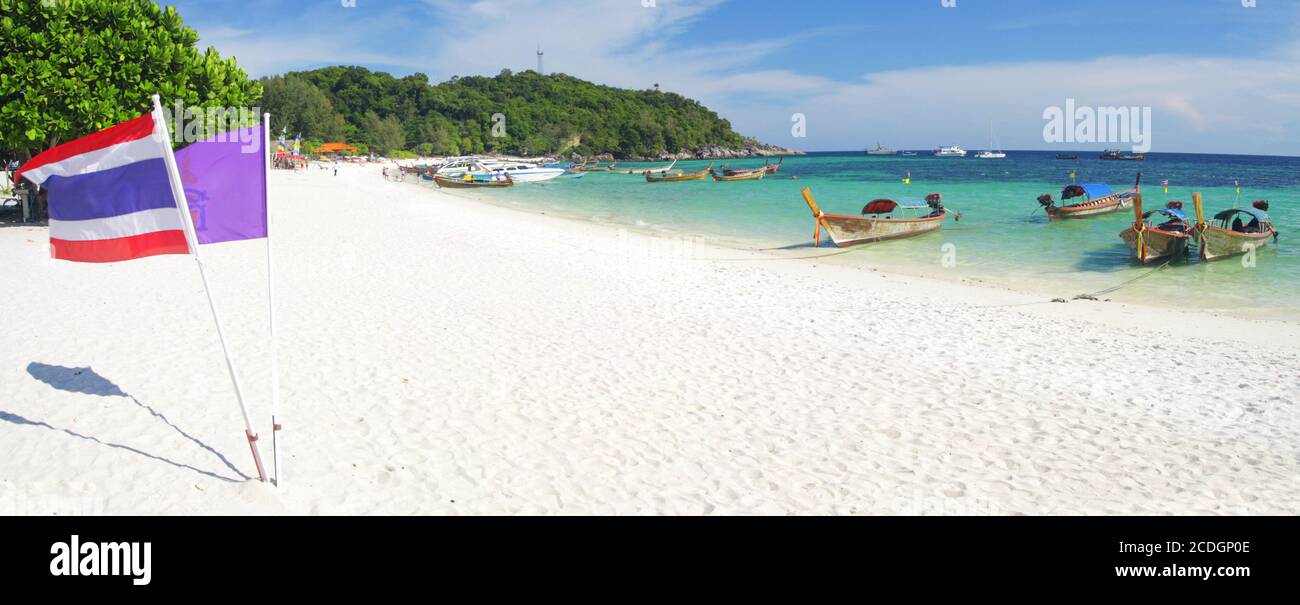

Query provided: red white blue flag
[14,112,190,263]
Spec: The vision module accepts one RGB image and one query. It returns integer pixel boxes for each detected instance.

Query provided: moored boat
[1101,149,1147,161]
[722,157,782,177]
[433,174,514,189]
[579,161,618,172]
[1119,196,1192,264]
[801,188,956,248]
[865,143,896,156]
[1037,173,1140,221]
[711,166,766,182]
[623,160,678,176]
[1191,195,1278,262]
[645,163,712,183]
[933,145,967,157]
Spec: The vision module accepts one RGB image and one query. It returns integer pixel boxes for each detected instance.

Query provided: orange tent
[317,142,359,154]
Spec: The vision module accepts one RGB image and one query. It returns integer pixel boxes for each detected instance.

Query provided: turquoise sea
[413,152,1300,319]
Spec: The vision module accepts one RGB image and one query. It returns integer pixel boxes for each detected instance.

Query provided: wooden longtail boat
[645,163,712,183]
[1191,194,1278,262]
[1119,195,1192,264]
[579,162,618,172]
[721,157,782,177]
[1038,173,1140,221]
[623,160,678,175]
[433,174,514,189]
[711,167,766,182]
[801,187,955,248]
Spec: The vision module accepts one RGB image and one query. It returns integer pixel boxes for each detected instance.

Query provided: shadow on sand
[6,363,250,482]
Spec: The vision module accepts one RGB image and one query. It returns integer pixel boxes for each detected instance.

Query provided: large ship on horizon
[865,143,896,156]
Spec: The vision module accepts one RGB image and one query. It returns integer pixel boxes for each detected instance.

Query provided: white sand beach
[2,162,1298,515]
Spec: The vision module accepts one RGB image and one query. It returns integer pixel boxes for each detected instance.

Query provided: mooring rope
[1078,258,1173,297]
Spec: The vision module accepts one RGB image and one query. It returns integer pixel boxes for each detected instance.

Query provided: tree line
[259,67,747,159]
[1,0,749,163]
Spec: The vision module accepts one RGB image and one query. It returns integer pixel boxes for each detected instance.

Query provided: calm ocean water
[414,151,1300,319]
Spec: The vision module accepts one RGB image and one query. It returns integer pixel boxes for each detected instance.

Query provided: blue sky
[168,0,1300,155]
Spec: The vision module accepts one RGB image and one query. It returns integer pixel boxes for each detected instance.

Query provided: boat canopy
[1213,207,1271,223]
[862,199,898,215]
[1145,208,1188,221]
[1080,183,1113,198]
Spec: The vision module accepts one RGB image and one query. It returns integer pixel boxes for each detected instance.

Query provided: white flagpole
[264,113,283,487]
[151,95,267,482]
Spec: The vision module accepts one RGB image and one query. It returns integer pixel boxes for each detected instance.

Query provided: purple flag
[175,126,267,245]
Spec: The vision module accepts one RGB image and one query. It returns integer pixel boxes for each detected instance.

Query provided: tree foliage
[260,66,746,158]
[0,0,262,159]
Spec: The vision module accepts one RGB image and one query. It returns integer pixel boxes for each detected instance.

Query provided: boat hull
[498,169,565,183]
[433,175,513,189]
[646,165,711,183]
[1119,227,1189,264]
[1048,194,1133,221]
[819,212,946,247]
[1195,226,1274,262]
[712,170,765,182]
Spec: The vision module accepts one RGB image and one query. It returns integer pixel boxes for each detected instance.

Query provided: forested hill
[259,66,789,159]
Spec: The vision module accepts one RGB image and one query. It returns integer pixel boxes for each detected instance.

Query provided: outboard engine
[1037,194,1056,209]
[1253,200,1270,211]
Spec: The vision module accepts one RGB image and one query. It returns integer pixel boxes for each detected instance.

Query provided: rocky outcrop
[653,142,801,161]
[571,142,802,162]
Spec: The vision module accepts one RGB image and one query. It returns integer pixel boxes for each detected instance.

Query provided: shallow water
[414,151,1300,319]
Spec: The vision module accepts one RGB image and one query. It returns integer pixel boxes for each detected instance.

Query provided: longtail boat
[722,156,780,175]
[1119,195,1192,264]
[801,187,956,248]
[433,174,514,189]
[646,163,712,183]
[1037,173,1141,221]
[711,166,766,182]
[1191,195,1278,262]
[579,161,618,172]
[623,160,678,175]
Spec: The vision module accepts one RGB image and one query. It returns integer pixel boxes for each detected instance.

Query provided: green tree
[0,0,262,159]
[260,75,347,141]
[361,111,405,156]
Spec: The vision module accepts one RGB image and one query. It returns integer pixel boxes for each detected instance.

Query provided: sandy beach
[2,162,1297,515]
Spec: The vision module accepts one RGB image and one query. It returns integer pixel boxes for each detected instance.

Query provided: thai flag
[14,112,190,263]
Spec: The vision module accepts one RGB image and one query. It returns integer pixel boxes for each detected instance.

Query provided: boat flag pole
[264,113,284,487]
[151,95,267,482]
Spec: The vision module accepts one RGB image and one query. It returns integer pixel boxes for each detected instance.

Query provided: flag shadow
[19,362,250,482]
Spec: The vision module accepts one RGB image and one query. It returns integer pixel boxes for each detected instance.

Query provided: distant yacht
[899,151,918,156]
[865,143,896,156]
[933,145,967,157]
[974,125,1006,158]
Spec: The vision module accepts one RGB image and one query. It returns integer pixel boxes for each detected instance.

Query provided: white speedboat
[482,160,566,183]
[932,145,967,157]
[436,157,565,183]
[974,151,1006,159]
